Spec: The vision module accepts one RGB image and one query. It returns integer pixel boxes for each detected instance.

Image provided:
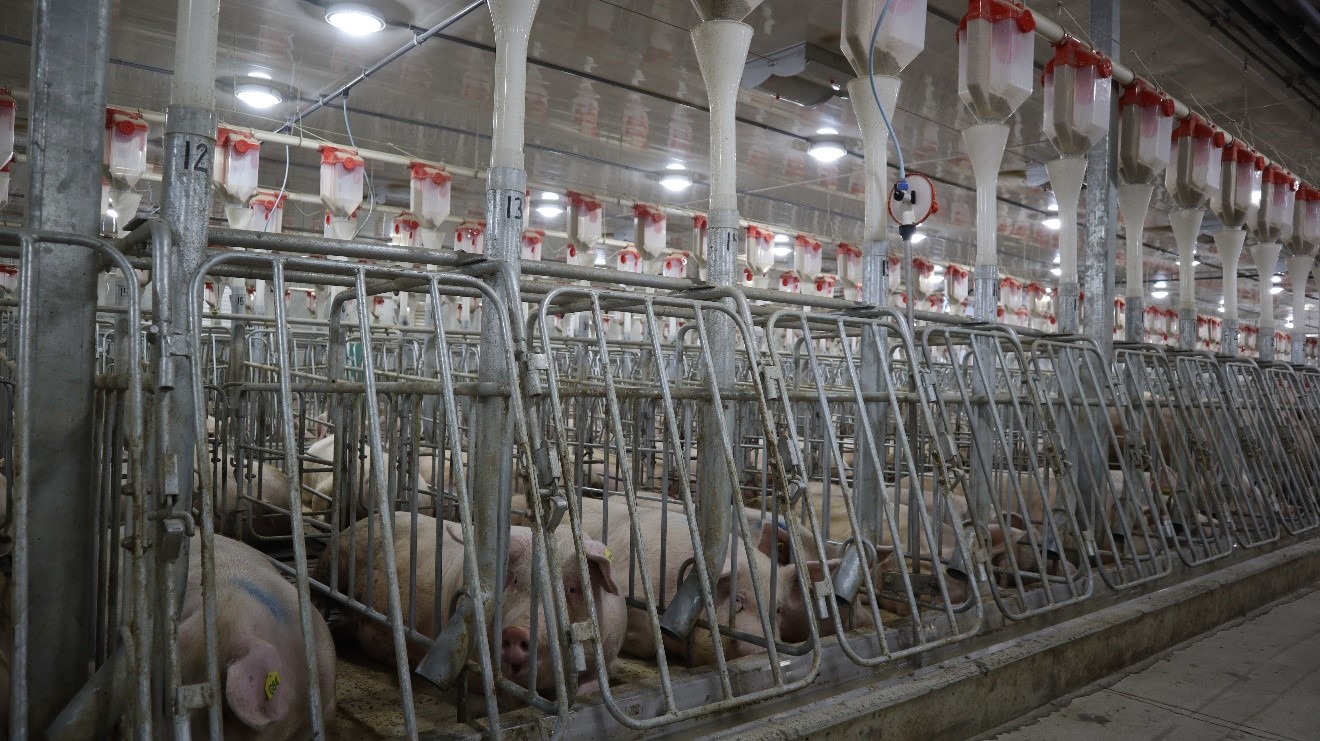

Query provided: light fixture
[247,70,272,80]
[1050,267,1062,276]
[1151,290,1169,299]
[931,264,945,274]
[1154,280,1168,289]
[1042,217,1062,231]
[234,83,282,109]
[1307,303,1315,310]
[910,232,927,244]
[665,163,686,171]
[1271,285,1284,294]
[1271,274,1283,283]
[773,246,792,257]
[830,82,842,92]
[1053,253,1061,264]
[539,191,560,201]
[658,171,693,192]
[106,208,118,220]
[325,3,386,36]
[530,199,562,216]
[1047,200,1059,212]
[807,138,847,163]
[815,126,839,136]
[773,233,790,243]
[1218,305,1225,313]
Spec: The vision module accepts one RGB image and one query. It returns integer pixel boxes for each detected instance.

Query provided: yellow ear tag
[603,547,612,562]
[264,671,281,700]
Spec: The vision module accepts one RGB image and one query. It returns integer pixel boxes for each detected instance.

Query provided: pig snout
[501,625,533,682]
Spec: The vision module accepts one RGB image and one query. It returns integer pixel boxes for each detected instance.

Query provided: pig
[209,461,297,539]
[569,495,821,664]
[179,533,337,740]
[324,513,624,698]
[301,435,443,519]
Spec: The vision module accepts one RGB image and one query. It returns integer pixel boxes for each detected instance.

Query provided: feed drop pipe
[1213,141,1263,356]
[1117,78,1175,343]
[1286,185,1319,364]
[1252,165,1297,360]
[1166,114,1223,350]
[416,1,540,719]
[955,0,1034,530]
[836,0,927,605]
[1041,37,1111,334]
[657,0,763,644]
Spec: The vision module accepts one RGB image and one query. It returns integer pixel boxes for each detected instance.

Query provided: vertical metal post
[1085,0,1120,357]
[22,0,111,730]
[156,0,221,731]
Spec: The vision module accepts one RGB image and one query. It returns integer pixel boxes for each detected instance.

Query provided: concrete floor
[985,585,1320,741]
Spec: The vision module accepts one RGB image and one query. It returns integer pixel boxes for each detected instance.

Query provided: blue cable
[866,0,908,194]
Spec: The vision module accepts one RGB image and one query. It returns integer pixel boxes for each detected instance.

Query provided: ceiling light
[1271,274,1283,283]
[539,191,560,201]
[931,263,945,273]
[1154,280,1167,289]
[910,232,927,243]
[105,208,118,220]
[1047,201,1059,212]
[248,70,272,80]
[665,163,686,171]
[1271,285,1284,294]
[1053,253,1060,264]
[1307,303,1315,310]
[773,233,790,244]
[234,83,282,109]
[773,245,792,257]
[816,126,839,136]
[1042,217,1062,231]
[1151,290,1169,299]
[534,199,563,218]
[325,3,386,36]
[658,172,693,192]
[1050,267,1062,276]
[1218,305,1225,313]
[807,138,847,163]
[830,82,842,91]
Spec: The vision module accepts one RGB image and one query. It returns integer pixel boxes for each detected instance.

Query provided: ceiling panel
[0,0,1315,321]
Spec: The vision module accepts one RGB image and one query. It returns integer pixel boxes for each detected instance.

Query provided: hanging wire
[866,0,907,192]
[342,92,376,238]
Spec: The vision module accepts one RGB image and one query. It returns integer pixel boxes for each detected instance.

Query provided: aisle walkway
[984,586,1320,741]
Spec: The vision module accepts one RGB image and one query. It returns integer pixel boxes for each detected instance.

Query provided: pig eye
[566,583,580,596]
[734,593,746,612]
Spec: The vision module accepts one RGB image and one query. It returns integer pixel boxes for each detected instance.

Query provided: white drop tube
[1252,240,1283,358]
[1288,252,1314,362]
[170,0,219,110]
[1170,207,1204,311]
[1045,157,1087,283]
[964,122,1010,269]
[1217,228,1247,320]
[692,20,754,217]
[1118,183,1154,299]
[848,75,899,306]
[488,0,540,170]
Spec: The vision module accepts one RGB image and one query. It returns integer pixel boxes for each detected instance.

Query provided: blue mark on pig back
[232,578,291,623]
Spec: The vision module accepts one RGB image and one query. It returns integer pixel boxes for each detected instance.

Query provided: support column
[1085,0,1120,356]
[22,0,112,730]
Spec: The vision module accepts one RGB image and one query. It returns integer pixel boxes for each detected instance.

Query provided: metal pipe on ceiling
[277,0,488,134]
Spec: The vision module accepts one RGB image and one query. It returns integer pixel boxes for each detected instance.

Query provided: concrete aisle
[984,585,1320,741]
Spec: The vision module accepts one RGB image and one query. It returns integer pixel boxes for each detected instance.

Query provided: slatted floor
[983,585,1320,741]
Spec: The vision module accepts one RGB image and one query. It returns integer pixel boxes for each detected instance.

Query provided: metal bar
[277,1,488,133]
[19,0,111,731]
[1084,0,1120,357]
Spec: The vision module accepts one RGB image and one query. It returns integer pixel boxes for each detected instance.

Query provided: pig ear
[582,540,620,595]
[225,639,292,730]
[757,520,793,566]
[803,558,842,584]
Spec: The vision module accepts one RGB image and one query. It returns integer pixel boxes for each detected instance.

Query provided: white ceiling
[0,0,1316,320]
